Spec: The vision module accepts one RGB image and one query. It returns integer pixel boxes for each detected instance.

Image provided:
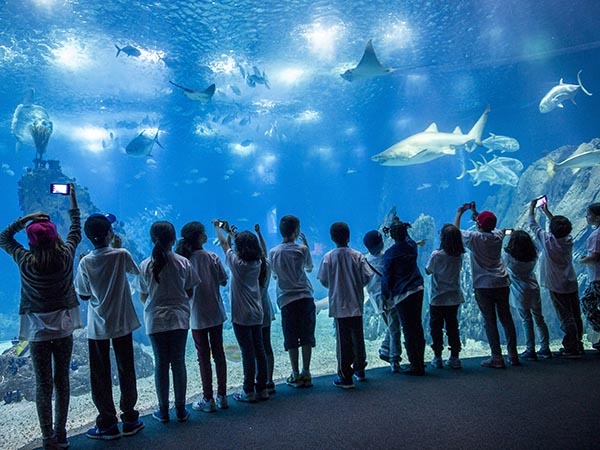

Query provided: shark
[169,81,216,103]
[539,70,592,113]
[341,40,396,82]
[371,106,491,166]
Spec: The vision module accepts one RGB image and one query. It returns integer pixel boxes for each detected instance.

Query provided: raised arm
[540,202,554,220]
[254,223,267,256]
[213,220,231,253]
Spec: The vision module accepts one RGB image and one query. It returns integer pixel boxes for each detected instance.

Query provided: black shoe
[554,348,582,359]
[401,365,425,376]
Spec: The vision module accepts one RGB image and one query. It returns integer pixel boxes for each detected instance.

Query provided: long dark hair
[504,230,537,262]
[176,221,205,259]
[439,224,465,257]
[389,220,411,242]
[27,237,67,274]
[150,221,176,283]
[234,231,261,262]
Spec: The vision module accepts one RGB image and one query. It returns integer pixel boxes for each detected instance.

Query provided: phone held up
[505,229,513,236]
[50,183,70,195]
[535,195,547,208]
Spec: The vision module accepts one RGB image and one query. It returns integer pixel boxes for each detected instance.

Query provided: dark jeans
[192,325,227,399]
[262,325,274,384]
[517,304,550,352]
[549,290,583,352]
[395,290,426,370]
[149,329,188,412]
[89,333,139,428]
[29,335,73,440]
[474,287,517,357]
[430,304,461,357]
[334,316,366,381]
[233,323,267,393]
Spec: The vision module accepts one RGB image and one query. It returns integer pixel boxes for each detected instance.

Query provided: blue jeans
[380,308,402,362]
[149,329,188,412]
[474,287,517,357]
[517,302,550,353]
[233,323,267,393]
[29,335,73,440]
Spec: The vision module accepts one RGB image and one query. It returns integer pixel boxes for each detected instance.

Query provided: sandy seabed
[7,312,595,450]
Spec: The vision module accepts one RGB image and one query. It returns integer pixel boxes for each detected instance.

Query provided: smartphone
[216,220,225,228]
[535,195,547,208]
[505,229,513,235]
[50,183,70,195]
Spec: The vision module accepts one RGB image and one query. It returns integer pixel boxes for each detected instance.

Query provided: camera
[535,195,547,208]
[505,229,513,235]
[216,220,225,228]
[50,183,70,195]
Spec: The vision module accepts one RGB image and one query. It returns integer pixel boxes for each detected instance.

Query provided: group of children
[1,184,599,450]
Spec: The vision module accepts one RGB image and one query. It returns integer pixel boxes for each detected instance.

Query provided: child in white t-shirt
[317,222,372,389]
[425,224,465,369]
[175,221,228,413]
[580,202,600,350]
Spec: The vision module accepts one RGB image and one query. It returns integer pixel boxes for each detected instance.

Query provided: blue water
[1,0,599,320]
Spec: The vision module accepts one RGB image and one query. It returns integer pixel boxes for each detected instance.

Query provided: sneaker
[43,436,60,450]
[401,366,425,376]
[353,370,366,382]
[86,423,121,440]
[176,407,190,422]
[192,397,216,413]
[554,348,582,359]
[233,390,257,403]
[286,372,304,388]
[508,355,521,366]
[445,356,462,369]
[266,382,276,394]
[56,430,69,449]
[519,350,538,361]
[480,356,506,369]
[537,348,553,359]
[390,361,401,373]
[216,394,229,409]
[378,350,390,363]
[256,389,270,401]
[333,377,354,389]
[430,356,443,369]
[300,371,313,388]
[152,410,169,423]
[122,420,144,437]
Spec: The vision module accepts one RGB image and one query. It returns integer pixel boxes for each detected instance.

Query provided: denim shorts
[281,298,316,350]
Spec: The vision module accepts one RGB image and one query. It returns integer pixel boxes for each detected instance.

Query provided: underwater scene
[1,0,600,447]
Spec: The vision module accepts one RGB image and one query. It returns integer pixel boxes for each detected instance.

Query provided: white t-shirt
[504,253,541,309]
[19,307,82,342]
[365,252,384,314]
[586,227,600,282]
[138,252,200,334]
[75,247,141,339]
[269,242,314,308]
[529,216,578,293]
[188,249,228,330]
[426,249,464,306]
[461,229,510,289]
[226,249,263,326]
[317,247,372,318]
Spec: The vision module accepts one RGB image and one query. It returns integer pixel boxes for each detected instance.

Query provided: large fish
[125,130,163,157]
[10,88,53,152]
[539,70,592,113]
[169,81,216,103]
[115,44,141,58]
[341,40,396,82]
[482,133,520,153]
[547,148,600,177]
[371,106,490,166]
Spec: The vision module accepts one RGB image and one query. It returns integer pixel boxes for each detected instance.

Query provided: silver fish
[125,130,163,158]
[539,70,592,113]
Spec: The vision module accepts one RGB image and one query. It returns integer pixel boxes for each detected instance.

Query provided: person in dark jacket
[382,217,426,376]
[0,183,81,450]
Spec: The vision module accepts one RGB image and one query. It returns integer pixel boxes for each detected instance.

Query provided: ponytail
[176,221,205,259]
[149,221,176,283]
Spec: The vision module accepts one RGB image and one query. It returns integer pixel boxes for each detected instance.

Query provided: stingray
[169,81,216,103]
[341,40,396,82]
[10,88,53,154]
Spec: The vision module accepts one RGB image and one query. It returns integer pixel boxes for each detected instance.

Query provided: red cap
[476,211,497,232]
[26,220,58,247]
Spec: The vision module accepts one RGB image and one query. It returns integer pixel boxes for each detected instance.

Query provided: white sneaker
[192,397,216,412]
[216,394,229,409]
[430,356,443,369]
[445,356,462,369]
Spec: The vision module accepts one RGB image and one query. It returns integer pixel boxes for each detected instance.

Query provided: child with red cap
[0,183,81,450]
[455,201,519,368]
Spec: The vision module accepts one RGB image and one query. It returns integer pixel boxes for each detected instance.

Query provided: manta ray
[169,81,216,103]
[341,40,396,82]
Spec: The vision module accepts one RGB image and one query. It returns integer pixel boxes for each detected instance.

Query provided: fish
[242,65,270,89]
[371,106,490,166]
[169,81,216,103]
[416,183,432,191]
[239,116,251,126]
[240,139,253,147]
[221,113,238,125]
[341,40,396,82]
[547,149,600,177]
[125,129,163,157]
[10,88,53,152]
[459,156,521,187]
[229,84,242,96]
[482,133,520,153]
[539,70,592,113]
[115,44,141,58]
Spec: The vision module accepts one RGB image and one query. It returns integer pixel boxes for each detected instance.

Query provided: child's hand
[299,232,308,246]
[112,235,122,248]
[254,223,261,233]
[416,239,426,247]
